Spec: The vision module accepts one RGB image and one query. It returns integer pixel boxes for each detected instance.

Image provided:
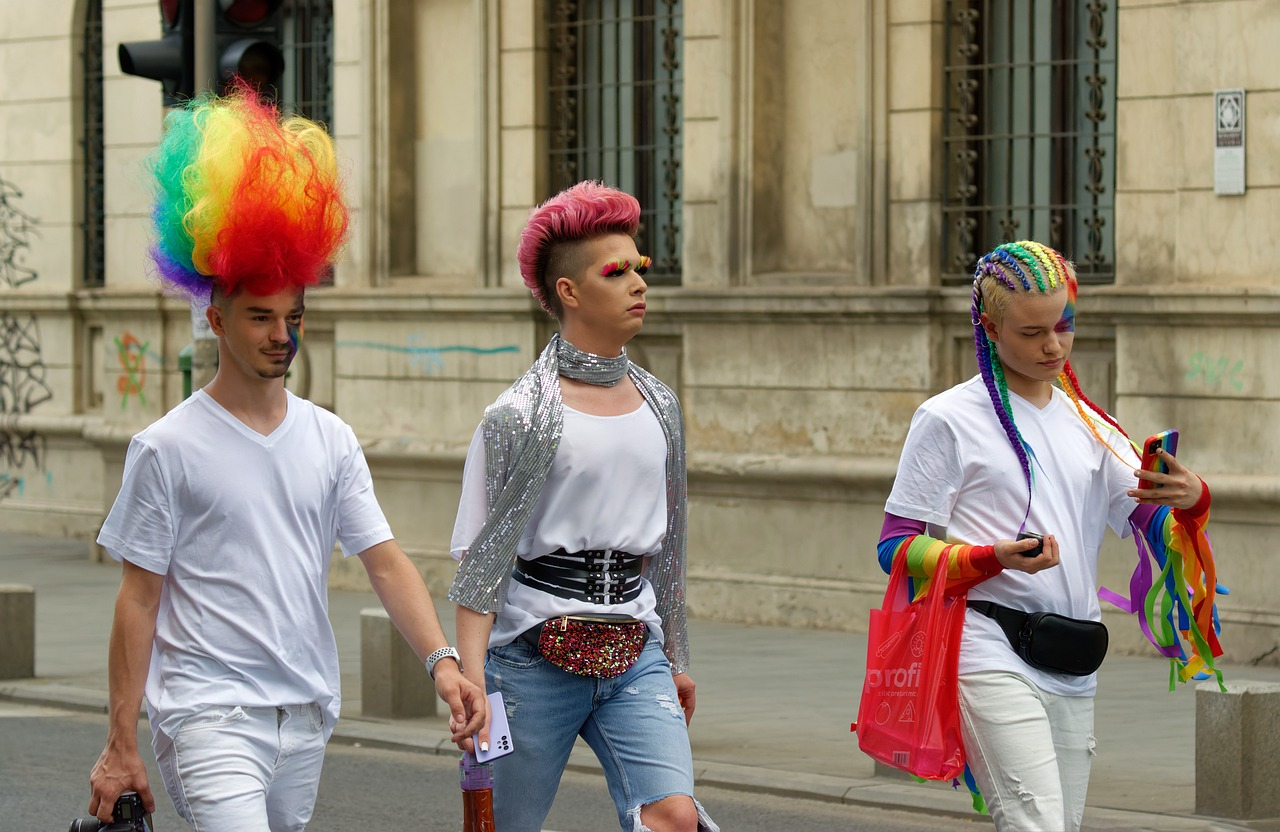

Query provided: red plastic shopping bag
[854,550,967,781]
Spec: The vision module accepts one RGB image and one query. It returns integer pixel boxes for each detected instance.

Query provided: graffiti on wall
[0,178,39,289]
[0,178,47,497]
[0,313,51,472]
[336,337,521,375]
[1185,351,1245,393]
[115,332,151,408]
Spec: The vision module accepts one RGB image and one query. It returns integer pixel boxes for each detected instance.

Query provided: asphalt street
[1,700,987,831]
[6,532,1280,831]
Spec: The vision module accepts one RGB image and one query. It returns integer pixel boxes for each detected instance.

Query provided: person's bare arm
[88,561,162,821]
[455,604,496,753]
[357,539,485,742]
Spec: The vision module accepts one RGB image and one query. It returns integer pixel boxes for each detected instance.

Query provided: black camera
[68,792,152,832]
[1017,531,1045,558]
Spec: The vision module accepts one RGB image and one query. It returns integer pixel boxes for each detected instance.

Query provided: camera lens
[68,818,103,832]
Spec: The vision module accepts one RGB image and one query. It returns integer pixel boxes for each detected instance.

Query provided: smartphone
[1138,429,1180,490]
[1016,531,1044,558]
[474,691,515,763]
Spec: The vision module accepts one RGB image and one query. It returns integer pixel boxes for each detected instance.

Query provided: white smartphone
[474,691,515,763]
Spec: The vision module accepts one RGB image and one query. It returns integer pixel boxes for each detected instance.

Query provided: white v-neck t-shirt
[884,376,1139,696]
[451,402,668,648]
[98,389,392,752]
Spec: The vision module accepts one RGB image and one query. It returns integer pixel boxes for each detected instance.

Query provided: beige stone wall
[886,0,942,287]
[749,0,871,277]
[3,1,1279,661]
[1105,0,1280,663]
[1116,0,1280,287]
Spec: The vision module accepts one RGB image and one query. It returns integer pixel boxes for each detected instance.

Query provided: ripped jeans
[485,637,716,832]
[958,671,1096,832]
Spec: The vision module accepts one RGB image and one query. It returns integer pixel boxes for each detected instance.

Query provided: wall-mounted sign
[1214,89,1245,196]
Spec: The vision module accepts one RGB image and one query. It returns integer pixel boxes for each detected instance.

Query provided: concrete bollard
[1196,680,1280,819]
[0,584,36,679]
[360,607,437,719]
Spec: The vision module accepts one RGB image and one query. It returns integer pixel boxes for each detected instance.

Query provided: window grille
[81,0,105,288]
[548,0,683,283]
[942,0,1116,283]
[280,0,334,130]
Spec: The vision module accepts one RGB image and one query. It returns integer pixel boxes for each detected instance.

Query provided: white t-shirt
[884,376,1139,696]
[97,389,392,752]
[451,402,668,648]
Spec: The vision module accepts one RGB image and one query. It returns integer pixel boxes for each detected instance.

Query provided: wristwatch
[425,646,463,680]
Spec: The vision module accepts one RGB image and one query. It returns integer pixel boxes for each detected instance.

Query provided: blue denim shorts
[484,636,703,831]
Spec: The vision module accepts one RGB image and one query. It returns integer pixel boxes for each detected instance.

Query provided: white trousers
[958,671,1095,832]
[156,703,327,831]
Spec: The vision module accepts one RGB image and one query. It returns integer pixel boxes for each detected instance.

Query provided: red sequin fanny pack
[532,614,649,678]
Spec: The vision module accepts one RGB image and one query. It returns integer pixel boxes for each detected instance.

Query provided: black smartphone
[1017,531,1044,558]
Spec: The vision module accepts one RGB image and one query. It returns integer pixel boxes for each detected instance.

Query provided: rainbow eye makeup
[600,255,653,277]
[1057,289,1076,333]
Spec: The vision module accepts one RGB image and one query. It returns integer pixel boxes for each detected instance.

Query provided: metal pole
[194,0,216,94]
[190,0,220,393]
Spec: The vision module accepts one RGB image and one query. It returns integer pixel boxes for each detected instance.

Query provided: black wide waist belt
[512,548,644,605]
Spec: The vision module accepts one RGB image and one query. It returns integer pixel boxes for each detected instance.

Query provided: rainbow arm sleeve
[1100,479,1225,690]
[877,513,1003,601]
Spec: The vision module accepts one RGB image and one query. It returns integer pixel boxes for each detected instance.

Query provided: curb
[2,682,1273,832]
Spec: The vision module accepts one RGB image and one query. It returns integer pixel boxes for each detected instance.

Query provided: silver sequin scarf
[447,333,691,673]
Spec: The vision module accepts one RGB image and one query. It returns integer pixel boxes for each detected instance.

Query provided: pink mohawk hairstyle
[517,180,641,316]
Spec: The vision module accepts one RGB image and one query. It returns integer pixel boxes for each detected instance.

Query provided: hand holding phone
[1138,429,1180,491]
[474,691,514,763]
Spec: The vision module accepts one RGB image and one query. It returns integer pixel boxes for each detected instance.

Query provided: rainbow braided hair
[148,83,349,300]
[971,241,1132,521]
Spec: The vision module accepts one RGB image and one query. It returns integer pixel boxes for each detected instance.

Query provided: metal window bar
[942,0,1115,284]
[280,0,334,131]
[81,0,105,288]
[548,0,683,283]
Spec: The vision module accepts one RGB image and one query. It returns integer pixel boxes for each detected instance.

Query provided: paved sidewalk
[3,531,1278,831]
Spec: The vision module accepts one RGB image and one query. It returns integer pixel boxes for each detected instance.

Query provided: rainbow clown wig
[148,84,348,301]
[516,181,641,317]
[971,241,1223,687]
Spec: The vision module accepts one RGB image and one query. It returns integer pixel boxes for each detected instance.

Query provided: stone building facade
[1,0,1277,662]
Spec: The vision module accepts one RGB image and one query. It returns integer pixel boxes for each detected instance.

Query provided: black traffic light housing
[118,0,194,106]
[216,0,285,100]
[117,0,284,106]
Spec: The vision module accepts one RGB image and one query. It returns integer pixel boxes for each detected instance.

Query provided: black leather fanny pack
[967,600,1109,676]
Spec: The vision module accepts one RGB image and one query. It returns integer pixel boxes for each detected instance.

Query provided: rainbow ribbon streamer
[1100,506,1226,691]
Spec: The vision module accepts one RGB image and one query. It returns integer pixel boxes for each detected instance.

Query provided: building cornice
[40,284,1280,327]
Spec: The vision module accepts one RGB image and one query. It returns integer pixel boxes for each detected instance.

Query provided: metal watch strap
[425,646,462,679]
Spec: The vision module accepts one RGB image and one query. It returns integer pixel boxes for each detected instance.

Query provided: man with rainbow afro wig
[877,241,1221,830]
[448,181,717,831]
[88,87,484,829]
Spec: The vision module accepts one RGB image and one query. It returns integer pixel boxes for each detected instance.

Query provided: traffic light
[117,0,284,106]
[216,0,285,100]
[118,0,194,106]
